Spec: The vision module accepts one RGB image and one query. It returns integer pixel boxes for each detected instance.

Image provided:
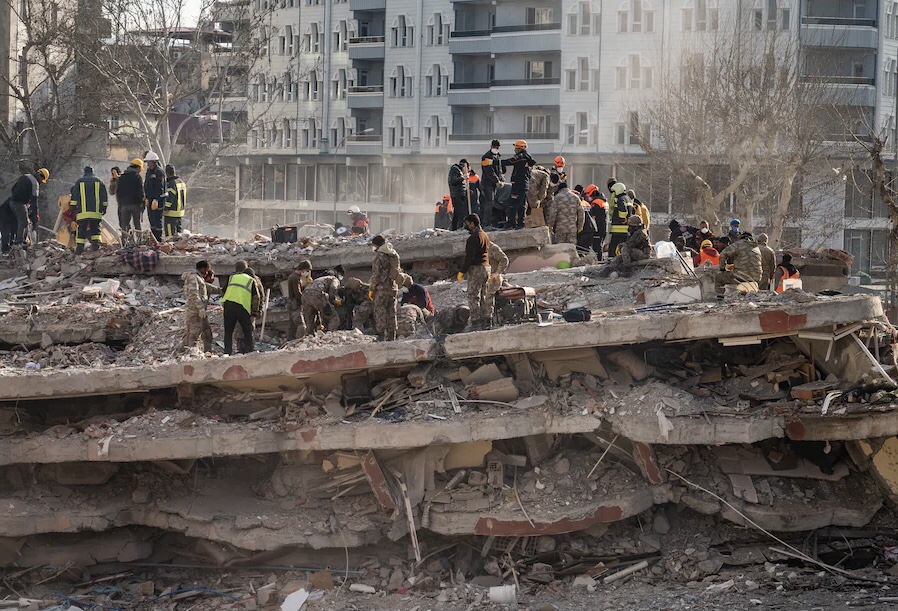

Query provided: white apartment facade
[233,0,896,272]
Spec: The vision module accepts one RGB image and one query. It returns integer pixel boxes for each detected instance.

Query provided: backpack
[562,307,592,322]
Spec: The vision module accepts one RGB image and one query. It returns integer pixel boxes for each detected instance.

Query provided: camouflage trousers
[484,273,503,324]
[287,301,305,340]
[554,230,577,244]
[373,289,397,341]
[301,291,340,334]
[467,264,491,322]
[183,309,212,352]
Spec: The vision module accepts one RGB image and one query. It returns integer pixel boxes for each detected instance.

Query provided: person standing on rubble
[484,241,508,322]
[434,195,453,230]
[502,140,533,230]
[715,232,763,296]
[480,140,504,229]
[182,260,221,352]
[346,206,370,235]
[370,234,412,341]
[221,261,263,354]
[286,260,313,339]
[526,161,551,227]
[447,159,470,231]
[143,152,166,241]
[458,214,492,330]
[70,166,108,254]
[583,186,607,259]
[301,269,343,334]
[10,167,48,248]
[574,185,597,256]
[627,189,651,231]
[162,164,186,238]
[607,180,634,257]
[546,182,584,245]
[0,199,16,254]
[756,233,776,290]
[773,253,800,293]
[116,159,145,233]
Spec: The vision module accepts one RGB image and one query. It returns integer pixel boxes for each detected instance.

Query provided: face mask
[700,227,708,234]
[491,148,499,154]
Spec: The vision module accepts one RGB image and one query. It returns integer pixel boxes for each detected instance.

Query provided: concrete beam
[443,295,884,359]
[0,339,437,400]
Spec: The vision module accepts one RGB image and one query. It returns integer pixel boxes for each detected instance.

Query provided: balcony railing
[450,22,560,37]
[492,77,560,87]
[802,16,876,27]
[347,134,383,142]
[801,75,875,86]
[449,81,491,89]
[348,35,385,44]
[449,132,559,141]
[347,85,384,93]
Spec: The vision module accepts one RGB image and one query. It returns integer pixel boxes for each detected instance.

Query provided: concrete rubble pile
[2,229,898,610]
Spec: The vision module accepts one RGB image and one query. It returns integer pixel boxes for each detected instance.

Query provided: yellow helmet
[514,140,528,149]
[131,158,145,170]
[36,168,49,183]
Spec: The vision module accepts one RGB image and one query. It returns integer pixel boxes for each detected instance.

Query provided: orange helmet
[514,140,528,149]
[584,184,598,197]
[554,156,565,167]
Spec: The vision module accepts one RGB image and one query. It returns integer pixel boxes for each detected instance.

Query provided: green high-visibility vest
[221,273,255,314]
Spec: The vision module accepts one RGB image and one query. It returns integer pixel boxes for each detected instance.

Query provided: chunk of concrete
[444,441,492,470]
[468,378,519,402]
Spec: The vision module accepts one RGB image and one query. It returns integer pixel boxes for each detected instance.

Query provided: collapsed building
[0,227,896,605]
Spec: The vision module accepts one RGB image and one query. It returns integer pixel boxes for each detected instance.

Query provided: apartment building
[233,0,896,272]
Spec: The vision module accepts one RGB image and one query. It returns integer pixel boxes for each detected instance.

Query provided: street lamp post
[333,128,374,226]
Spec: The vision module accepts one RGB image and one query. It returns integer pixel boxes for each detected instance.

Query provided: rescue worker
[726,219,742,243]
[370,234,412,341]
[432,305,471,335]
[286,260,313,339]
[715,232,763,296]
[693,239,720,267]
[109,167,121,196]
[502,140,534,229]
[163,164,186,238]
[397,303,427,338]
[70,166,108,254]
[480,139,504,228]
[574,185,597,255]
[143,151,166,241]
[668,218,699,245]
[301,269,342,334]
[627,189,651,230]
[674,236,698,258]
[773,253,800,292]
[116,159,145,233]
[546,182,584,245]
[687,220,715,252]
[552,156,567,184]
[526,162,551,223]
[0,199,15,253]
[221,261,263,355]
[468,170,481,217]
[401,283,435,315]
[756,233,776,290]
[434,195,453,230]
[347,205,370,234]
[338,276,372,332]
[10,168,47,247]
[448,159,470,230]
[584,185,607,258]
[607,180,634,257]
[485,241,509,322]
[598,215,652,277]
[181,260,221,352]
[458,213,491,329]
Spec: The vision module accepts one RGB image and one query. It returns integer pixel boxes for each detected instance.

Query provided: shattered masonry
[0,228,897,589]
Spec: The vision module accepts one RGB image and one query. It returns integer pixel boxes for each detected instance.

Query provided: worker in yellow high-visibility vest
[220,261,263,354]
[70,166,108,254]
[163,163,186,238]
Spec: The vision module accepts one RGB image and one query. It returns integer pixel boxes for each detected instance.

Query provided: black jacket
[480,150,503,186]
[144,165,165,202]
[502,151,533,190]
[11,174,38,206]
[448,164,467,198]
[590,202,607,238]
[116,167,145,208]
[461,228,490,273]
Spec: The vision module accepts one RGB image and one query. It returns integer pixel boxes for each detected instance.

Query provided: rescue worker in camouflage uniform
[546,182,584,245]
[432,305,471,335]
[285,260,313,340]
[598,216,652,278]
[301,270,342,334]
[484,241,509,324]
[181,260,221,352]
[458,214,492,330]
[370,235,412,341]
[716,232,763,296]
[526,162,551,225]
[397,303,427,337]
[337,276,372,331]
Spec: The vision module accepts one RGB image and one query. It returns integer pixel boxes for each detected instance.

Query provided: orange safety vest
[699,250,720,266]
[775,266,800,292]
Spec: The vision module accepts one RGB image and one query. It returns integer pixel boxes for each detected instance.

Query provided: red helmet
[554,156,565,167]
[584,184,598,197]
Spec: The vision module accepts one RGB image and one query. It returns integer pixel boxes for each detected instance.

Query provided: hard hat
[627,215,643,227]
[584,184,598,197]
[131,158,145,170]
[144,151,160,162]
[514,139,528,149]
[700,240,712,249]
[730,218,741,226]
[554,156,565,167]
[347,205,361,214]
[36,168,49,183]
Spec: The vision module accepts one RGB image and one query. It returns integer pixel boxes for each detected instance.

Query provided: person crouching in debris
[401,283,435,318]
[597,215,652,278]
[715,232,763,297]
[432,305,471,335]
[370,234,412,341]
[337,276,372,331]
[221,261,263,354]
[457,214,492,330]
[286,260,313,339]
[302,268,343,334]
[397,303,428,337]
[182,260,221,352]
[71,166,108,254]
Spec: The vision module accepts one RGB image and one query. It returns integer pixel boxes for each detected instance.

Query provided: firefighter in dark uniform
[163,163,186,237]
[143,151,166,240]
[70,166,108,254]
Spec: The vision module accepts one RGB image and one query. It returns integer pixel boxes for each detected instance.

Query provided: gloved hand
[69,221,78,231]
[368,290,374,300]
[151,201,159,210]
[334,298,343,307]
[497,181,505,188]
[457,272,464,282]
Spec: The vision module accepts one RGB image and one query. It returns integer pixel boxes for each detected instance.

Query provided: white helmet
[144,151,160,162]
[347,205,361,214]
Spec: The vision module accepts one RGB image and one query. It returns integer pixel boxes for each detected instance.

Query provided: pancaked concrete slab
[0,339,437,401]
[443,295,884,359]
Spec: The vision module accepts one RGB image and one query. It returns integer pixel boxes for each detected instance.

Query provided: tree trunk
[769,169,796,248]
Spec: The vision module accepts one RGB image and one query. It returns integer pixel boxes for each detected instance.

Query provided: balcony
[801,75,876,106]
[448,81,490,105]
[345,134,383,155]
[348,36,385,60]
[491,78,560,106]
[802,17,878,48]
[449,22,561,54]
[350,0,385,11]
[448,29,491,55]
[346,85,384,109]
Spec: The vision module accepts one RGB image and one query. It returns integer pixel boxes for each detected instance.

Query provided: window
[615,112,648,145]
[426,65,447,96]
[576,112,588,144]
[427,13,449,45]
[526,7,553,25]
[285,26,294,55]
[304,70,320,100]
[389,117,410,148]
[753,9,763,30]
[391,15,414,47]
[332,69,349,99]
[302,119,319,148]
[310,23,320,52]
[524,114,551,134]
[526,60,552,80]
[389,66,413,97]
[616,54,652,89]
[566,57,597,91]
[619,0,654,33]
[425,116,447,147]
